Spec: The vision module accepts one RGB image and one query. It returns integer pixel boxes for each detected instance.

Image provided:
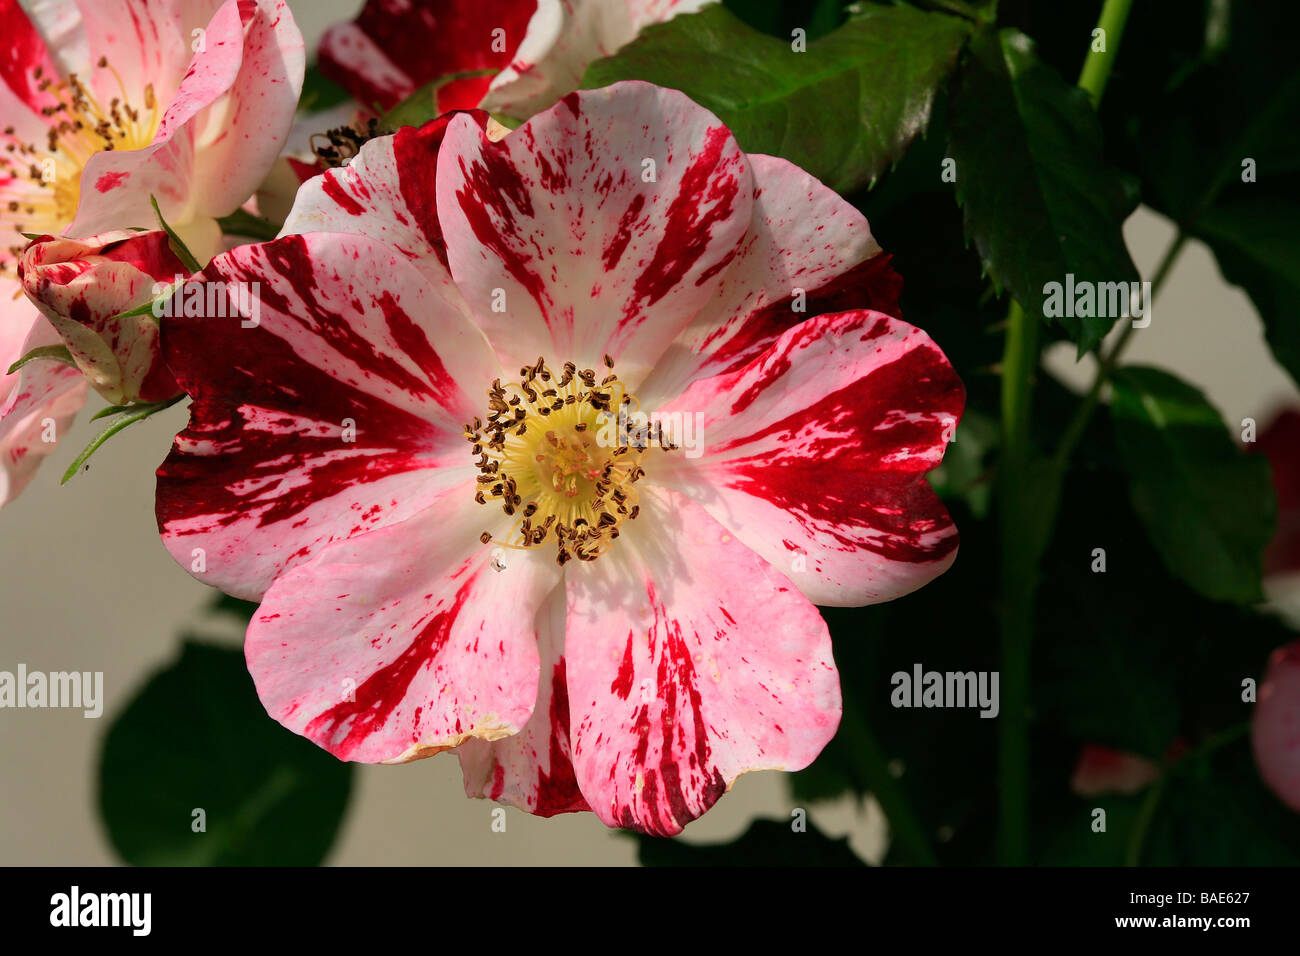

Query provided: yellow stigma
[1,58,160,274]
[466,355,677,565]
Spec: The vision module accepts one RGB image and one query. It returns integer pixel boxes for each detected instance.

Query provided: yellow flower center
[467,356,676,565]
[1,58,160,274]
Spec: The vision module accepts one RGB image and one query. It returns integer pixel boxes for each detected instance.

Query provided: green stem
[995,0,1134,867]
[1076,0,1134,106]
[1052,231,1189,468]
[996,301,1037,866]
[1124,724,1247,866]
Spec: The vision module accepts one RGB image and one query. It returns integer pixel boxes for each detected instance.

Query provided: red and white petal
[155,231,500,601]
[437,82,752,385]
[481,0,715,119]
[1252,640,1300,813]
[457,585,590,817]
[247,499,562,764]
[0,294,86,505]
[20,230,184,403]
[318,0,537,114]
[70,0,304,248]
[660,309,964,607]
[564,488,840,835]
[282,114,485,295]
[637,153,901,408]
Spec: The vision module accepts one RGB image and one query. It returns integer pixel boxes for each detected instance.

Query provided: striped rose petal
[637,153,902,408]
[436,82,752,388]
[156,231,502,600]
[564,489,840,835]
[247,500,561,764]
[660,309,964,606]
[457,585,590,816]
[281,113,484,295]
[0,293,86,506]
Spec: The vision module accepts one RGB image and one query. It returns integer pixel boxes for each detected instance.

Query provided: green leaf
[583,3,971,194]
[947,28,1139,352]
[380,69,497,130]
[1037,794,1144,866]
[99,640,353,865]
[1109,366,1274,603]
[1194,198,1300,390]
[60,394,184,484]
[637,818,865,866]
[1115,4,1300,386]
[150,195,202,274]
[1145,737,1300,865]
[216,208,281,242]
[7,343,76,375]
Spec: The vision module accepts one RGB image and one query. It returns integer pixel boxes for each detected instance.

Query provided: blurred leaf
[638,818,865,866]
[1113,4,1300,388]
[99,641,352,866]
[1195,198,1300,390]
[947,28,1138,352]
[928,407,997,517]
[584,3,970,194]
[1037,794,1144,866]
[1146,739,1300,866]
[1109,366,1274,603]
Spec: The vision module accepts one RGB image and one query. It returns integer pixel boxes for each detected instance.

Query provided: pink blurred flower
[1254,408,1300,579]
[1069,745,1160,797]
[1253,640,1300,812]
[155,83,960,834]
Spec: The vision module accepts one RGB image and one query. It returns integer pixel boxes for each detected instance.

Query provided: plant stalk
[995,0,1134,865]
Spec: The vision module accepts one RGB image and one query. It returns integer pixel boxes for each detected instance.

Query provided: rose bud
[19,232,187,405]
